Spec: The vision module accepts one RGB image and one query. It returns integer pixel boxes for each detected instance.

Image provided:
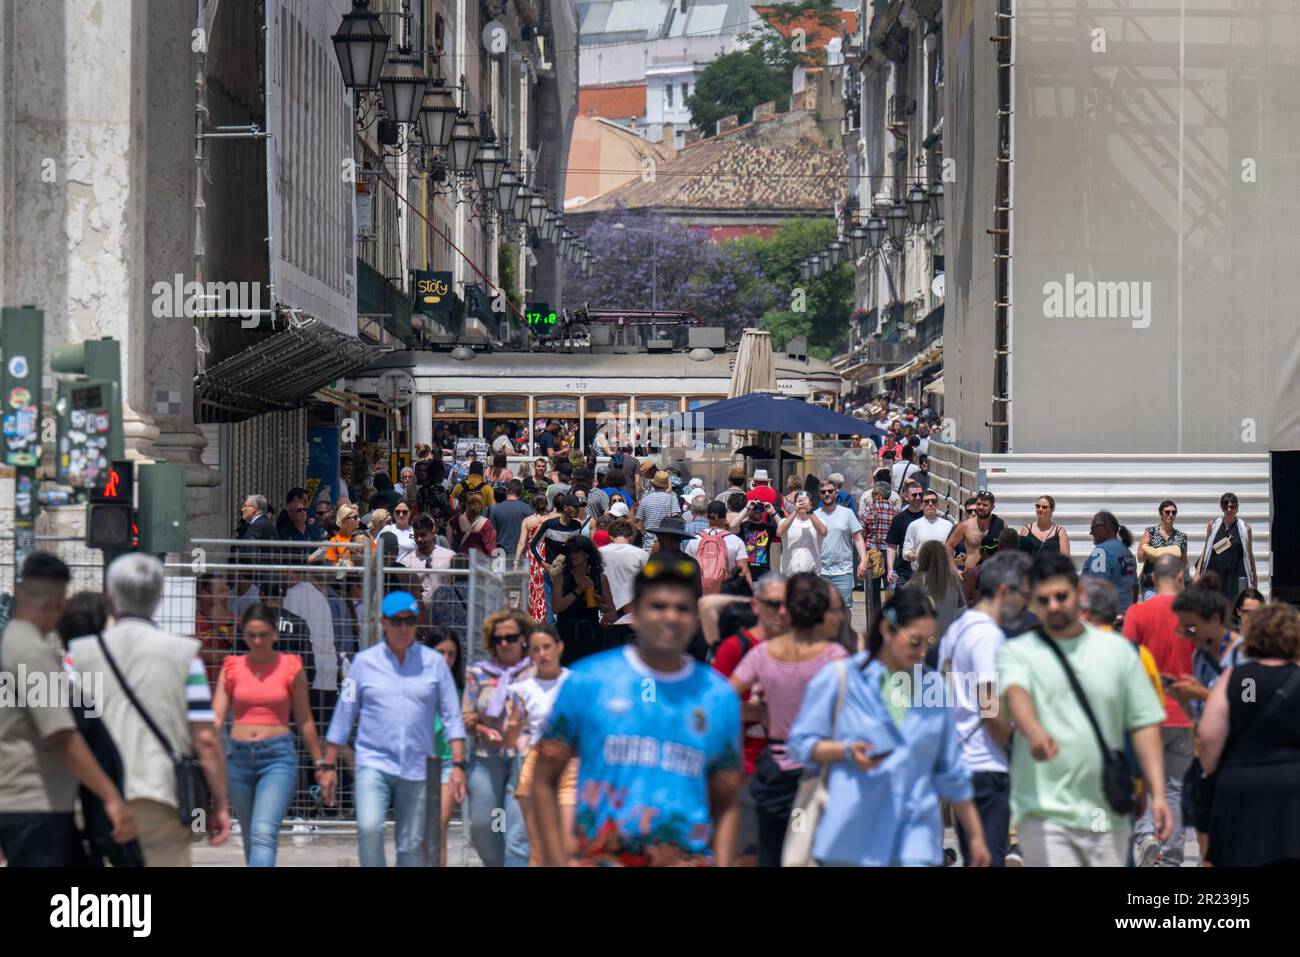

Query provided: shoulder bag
[781,659,848,867]
[96,633,211,829]
[1033,629,1133,814]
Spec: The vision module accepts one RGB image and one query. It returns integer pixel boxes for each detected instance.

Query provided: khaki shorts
[515,748,578,805]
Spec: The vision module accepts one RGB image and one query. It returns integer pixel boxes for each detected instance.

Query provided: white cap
[752,469,770,482]
[608,501,630,517]
[688,477,704,488]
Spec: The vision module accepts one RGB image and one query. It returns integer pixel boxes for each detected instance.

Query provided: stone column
[142,0,221,539]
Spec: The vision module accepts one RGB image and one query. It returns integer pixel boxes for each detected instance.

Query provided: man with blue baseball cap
[321,590,467,866]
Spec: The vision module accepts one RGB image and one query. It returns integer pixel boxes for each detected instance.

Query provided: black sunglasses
[757,598,783,611]
[493,632,523,644]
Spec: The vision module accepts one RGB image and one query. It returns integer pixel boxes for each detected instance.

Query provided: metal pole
[422,755,443,866]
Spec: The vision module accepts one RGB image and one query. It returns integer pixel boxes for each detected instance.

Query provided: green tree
[743,0,841,76]
[686,47,789,135]
[730,218,853,360]
[497,242,521,313]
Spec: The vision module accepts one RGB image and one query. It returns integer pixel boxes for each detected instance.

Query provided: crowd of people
[1,420,1295,870]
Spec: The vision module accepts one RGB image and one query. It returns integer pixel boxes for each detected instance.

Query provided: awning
[882,340,943,381]
[196,316,381,422]
[923,375,944,396]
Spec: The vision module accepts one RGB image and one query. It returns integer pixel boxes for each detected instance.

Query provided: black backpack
[418,482,453,525]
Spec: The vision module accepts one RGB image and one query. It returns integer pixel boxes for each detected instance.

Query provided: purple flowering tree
[562,210,779,341]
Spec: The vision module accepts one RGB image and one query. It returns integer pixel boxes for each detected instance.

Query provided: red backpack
[695,529,731,595]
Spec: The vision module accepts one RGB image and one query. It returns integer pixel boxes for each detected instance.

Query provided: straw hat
[652,470,671,490]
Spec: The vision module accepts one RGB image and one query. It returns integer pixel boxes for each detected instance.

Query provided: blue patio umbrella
[664,392,886,439]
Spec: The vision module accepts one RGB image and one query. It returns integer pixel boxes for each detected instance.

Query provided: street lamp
[379,46,429,125]
[513,183,533,222]
[496,167,519,216]
[475,134,505,192]
[527,193,548,230]
[928,182,944,221]
[418,78,458,149]
[866,215,887,249]
[849,226,868,258]
[448,111,480,175]
[885,201,908,241]
[906,182,930,226]
[542,211,561,243]
[332,0,390,91]
[612,221,659,310]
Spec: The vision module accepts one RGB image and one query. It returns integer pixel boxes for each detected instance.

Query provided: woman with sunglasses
[1137,500,1188,599]
[788,588,990,866]
[462,609,534,867]
[729,573,849,866]
[1019,495,1069,558]
[387,503,416,560]
[212,603,327,867]
[1195,492,1258,603]
[1232,587,1265,632]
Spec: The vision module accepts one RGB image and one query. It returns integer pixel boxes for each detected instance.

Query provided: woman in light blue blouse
[789,589,991,866]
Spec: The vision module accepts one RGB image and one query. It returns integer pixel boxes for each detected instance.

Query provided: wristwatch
[314,758,332,770]
[452,760,468,772]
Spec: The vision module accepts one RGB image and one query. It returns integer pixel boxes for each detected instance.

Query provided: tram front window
[584,396,629,456]
[534,396,579,459]
[432,396,478,451]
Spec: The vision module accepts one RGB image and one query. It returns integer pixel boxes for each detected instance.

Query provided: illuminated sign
[525,302,557,328]
[413,270,453,316]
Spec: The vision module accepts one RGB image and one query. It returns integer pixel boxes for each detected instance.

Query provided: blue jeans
[225,734,297,867]
[1132,726,1193,866]
[355,765,428,867]
[825,572,855,609]
[467,753,529,867]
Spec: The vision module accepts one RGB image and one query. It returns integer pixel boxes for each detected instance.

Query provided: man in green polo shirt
[997,552,1170,866]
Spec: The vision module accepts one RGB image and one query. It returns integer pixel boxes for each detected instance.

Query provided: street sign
[376,370,417,408]
[413,270,453,316]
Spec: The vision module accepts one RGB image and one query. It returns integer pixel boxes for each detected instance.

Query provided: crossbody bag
[96,634,211,829]
[1033,629,1133,814]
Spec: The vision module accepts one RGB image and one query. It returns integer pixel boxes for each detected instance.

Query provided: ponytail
[1118,525,1133,548]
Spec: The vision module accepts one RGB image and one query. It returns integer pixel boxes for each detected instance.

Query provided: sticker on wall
[8,386,31,409]
[7,355,28,379]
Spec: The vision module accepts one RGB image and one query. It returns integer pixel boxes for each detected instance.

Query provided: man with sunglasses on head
[321,591,466,867]
[531,553,742,866]
[885,479,927,590]
[947,491,1005,579]
[996,553,1170,867]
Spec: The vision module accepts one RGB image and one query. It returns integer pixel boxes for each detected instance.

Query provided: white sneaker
[1004,843,1023,867]
[1134,835,1162,867]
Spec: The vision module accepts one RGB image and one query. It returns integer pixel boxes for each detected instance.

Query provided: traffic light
[87,459,135,550]
[137,462,187,554]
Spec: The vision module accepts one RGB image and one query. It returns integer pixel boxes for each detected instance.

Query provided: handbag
[781,659,848,867]
[1032,629,1133,814]
[96,633,211,830]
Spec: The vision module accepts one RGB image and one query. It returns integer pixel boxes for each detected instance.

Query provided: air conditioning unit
[902,328,918,341]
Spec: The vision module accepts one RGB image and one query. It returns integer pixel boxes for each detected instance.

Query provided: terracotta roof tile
[578,84,647,120]
[567,110,845,215]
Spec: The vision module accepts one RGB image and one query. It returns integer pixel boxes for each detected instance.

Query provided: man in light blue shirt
[321,591,466,866]
[1081,511,1138,617]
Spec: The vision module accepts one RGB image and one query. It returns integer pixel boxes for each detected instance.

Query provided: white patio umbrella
[727,328,779,458]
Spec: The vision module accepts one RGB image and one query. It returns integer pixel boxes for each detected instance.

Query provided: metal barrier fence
[150,536,527,839]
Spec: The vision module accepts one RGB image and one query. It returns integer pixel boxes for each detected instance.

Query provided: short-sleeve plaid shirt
[861,499,895,551]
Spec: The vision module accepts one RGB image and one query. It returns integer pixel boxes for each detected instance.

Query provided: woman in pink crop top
[211,603,326,867]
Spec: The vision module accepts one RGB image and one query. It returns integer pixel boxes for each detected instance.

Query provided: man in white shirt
[396,514,457,613]
[283,568,338,714]
[936,550,1030,867]
[598,518,648,647]
[902,491,955,564]
[890,444,921,492]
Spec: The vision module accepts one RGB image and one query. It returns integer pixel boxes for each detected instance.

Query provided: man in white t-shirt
[936,550,1030,867]
[902,491,955,564]
[890,445,921,492]
[598,518,648,647]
